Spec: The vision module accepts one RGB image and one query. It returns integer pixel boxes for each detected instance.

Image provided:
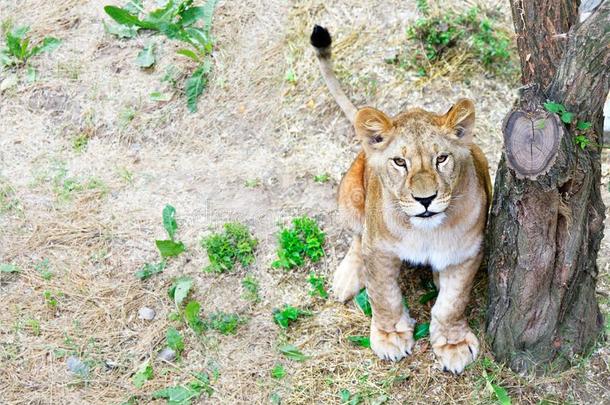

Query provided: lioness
[310,25,491,374]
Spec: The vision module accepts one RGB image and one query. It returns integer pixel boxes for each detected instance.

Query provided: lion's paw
[332,251,364,303]
[370,314,415,361]
[432,330,479,374]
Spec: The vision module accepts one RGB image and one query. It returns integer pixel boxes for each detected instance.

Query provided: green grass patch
[201,223,258,273]
[272,216,325,269]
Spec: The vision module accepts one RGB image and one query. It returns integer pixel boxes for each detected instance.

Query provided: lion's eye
[436,154,448,164]
[392,157,406,167]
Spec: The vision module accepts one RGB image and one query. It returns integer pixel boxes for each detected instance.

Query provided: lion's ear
[354,107,394,150]
[444,98,475,143]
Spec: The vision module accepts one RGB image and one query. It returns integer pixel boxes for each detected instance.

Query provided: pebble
[157,347,176,362]
[138,307,156,321]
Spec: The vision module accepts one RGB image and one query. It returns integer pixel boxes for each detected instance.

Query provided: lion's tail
[310,25,357,124]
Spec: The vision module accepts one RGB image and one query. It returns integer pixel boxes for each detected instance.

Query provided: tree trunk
[486,0,610,372]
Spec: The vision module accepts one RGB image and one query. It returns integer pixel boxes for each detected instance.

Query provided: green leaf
[135,261,165,280]
[180,6,206,26]
[104,6,147,27]
[414,323,430,340]
[271,363,286,379]
[279,344,309,362]
[185,62,210,112]
[347,335,371,348]
[156,240,185,257]
[135,42,156,68]
[29,37,61,57]
[26,66,37,82]
[0,263,20,273]
[491,384,511,405]
[176,48,201,62]
[150,91,171,101]
[162,204,178,240]
[272,305,311,329]
[543,102,564,113]
[419,289,438,305]
[103,21,139,38]
[560,111,574,124]
[200,0,219,33]
[132,361,153,388]
[576,121,592,131]
[166,327,184,353]
[184,300,205,334]
[308,273,328,299]
[168,276,193,307]
[354,289,372,317]
[123,0,143,15]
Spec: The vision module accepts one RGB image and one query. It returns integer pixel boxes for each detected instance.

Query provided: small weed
[241,274,260,303]
[43,290,59,309]
[201,223,257,273]
[284,68,297,84]
[119,107,137,126]
[166,327,184,355]
[340,389,362,405]
[72,133,89,153]
[25,318,41,336]
[347,335,370,348]
[206,312,244,335]
[135,41,156,68]
[35,259,53,280]
[117,167,134,184]
[271,363,286,379]
[136,261,165,280]
[153,372,213,404]
[308,273,328,299]
[313,173,330,183]
[184,300,205,334]
[168,277,193,307]
[156,204,186,258]
[244,178,260,188]
[132,361,153,388]
[272,216,325,270]
[0,25,60,68]
[0,180,21,213]
[272,305,312,329]
[1,263,20,273]
[278,344,309,362]
[544,101,594,150]
[354,289,372,317]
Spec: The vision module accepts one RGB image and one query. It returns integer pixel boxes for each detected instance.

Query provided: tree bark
[486,0,610,372]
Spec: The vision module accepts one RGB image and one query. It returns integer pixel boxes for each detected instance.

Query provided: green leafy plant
[1,263,20,273]
[347,335,371,348]
[340,389,362,405]
[34,259,53,280]
[419,289,437,305]
[271,363,286,379]
[103,0,219,112]
[483,368,512,405]
[167,327,185,355]
[313,173,330,183]
[414,323,430,340]
[43,290,59,309]
[184,300,205,334]
[272,216,325,269]
[201,222,258,273]
[132,361,153,388]
[135,42,156,67]
[168,277,193,306]
[1,26,60,68]
[241,274,260,302]
[153,372,213,404]
[135,261,166,280]
[279,344,309,362]
[354,289,372,317]
[544,101,594,150]
[206,312,243,335]
[401,4,511,76]
[156,204,186,257]
[308,273,328,299]
[272,305,311,329]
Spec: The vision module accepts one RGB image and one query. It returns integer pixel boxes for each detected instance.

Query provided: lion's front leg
[430,254,481,374]
[364,250,415,361]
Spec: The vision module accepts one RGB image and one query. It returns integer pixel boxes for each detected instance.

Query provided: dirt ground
[1,0,609,404]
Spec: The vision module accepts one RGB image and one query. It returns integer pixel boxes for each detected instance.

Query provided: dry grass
[0,0,608,404]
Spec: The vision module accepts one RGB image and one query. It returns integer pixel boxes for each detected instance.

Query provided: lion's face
[354,99,476,228]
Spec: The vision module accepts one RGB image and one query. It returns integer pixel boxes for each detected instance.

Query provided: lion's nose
[413,193,437,209]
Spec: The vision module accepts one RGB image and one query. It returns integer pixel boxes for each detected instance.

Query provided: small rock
[157,347,176,362]
[138,307,156,321]
[67,356,89,377]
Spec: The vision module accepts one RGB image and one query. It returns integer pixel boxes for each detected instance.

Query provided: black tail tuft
[310,25,332,51]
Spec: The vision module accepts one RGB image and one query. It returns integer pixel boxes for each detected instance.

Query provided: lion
[310,25,492,374]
